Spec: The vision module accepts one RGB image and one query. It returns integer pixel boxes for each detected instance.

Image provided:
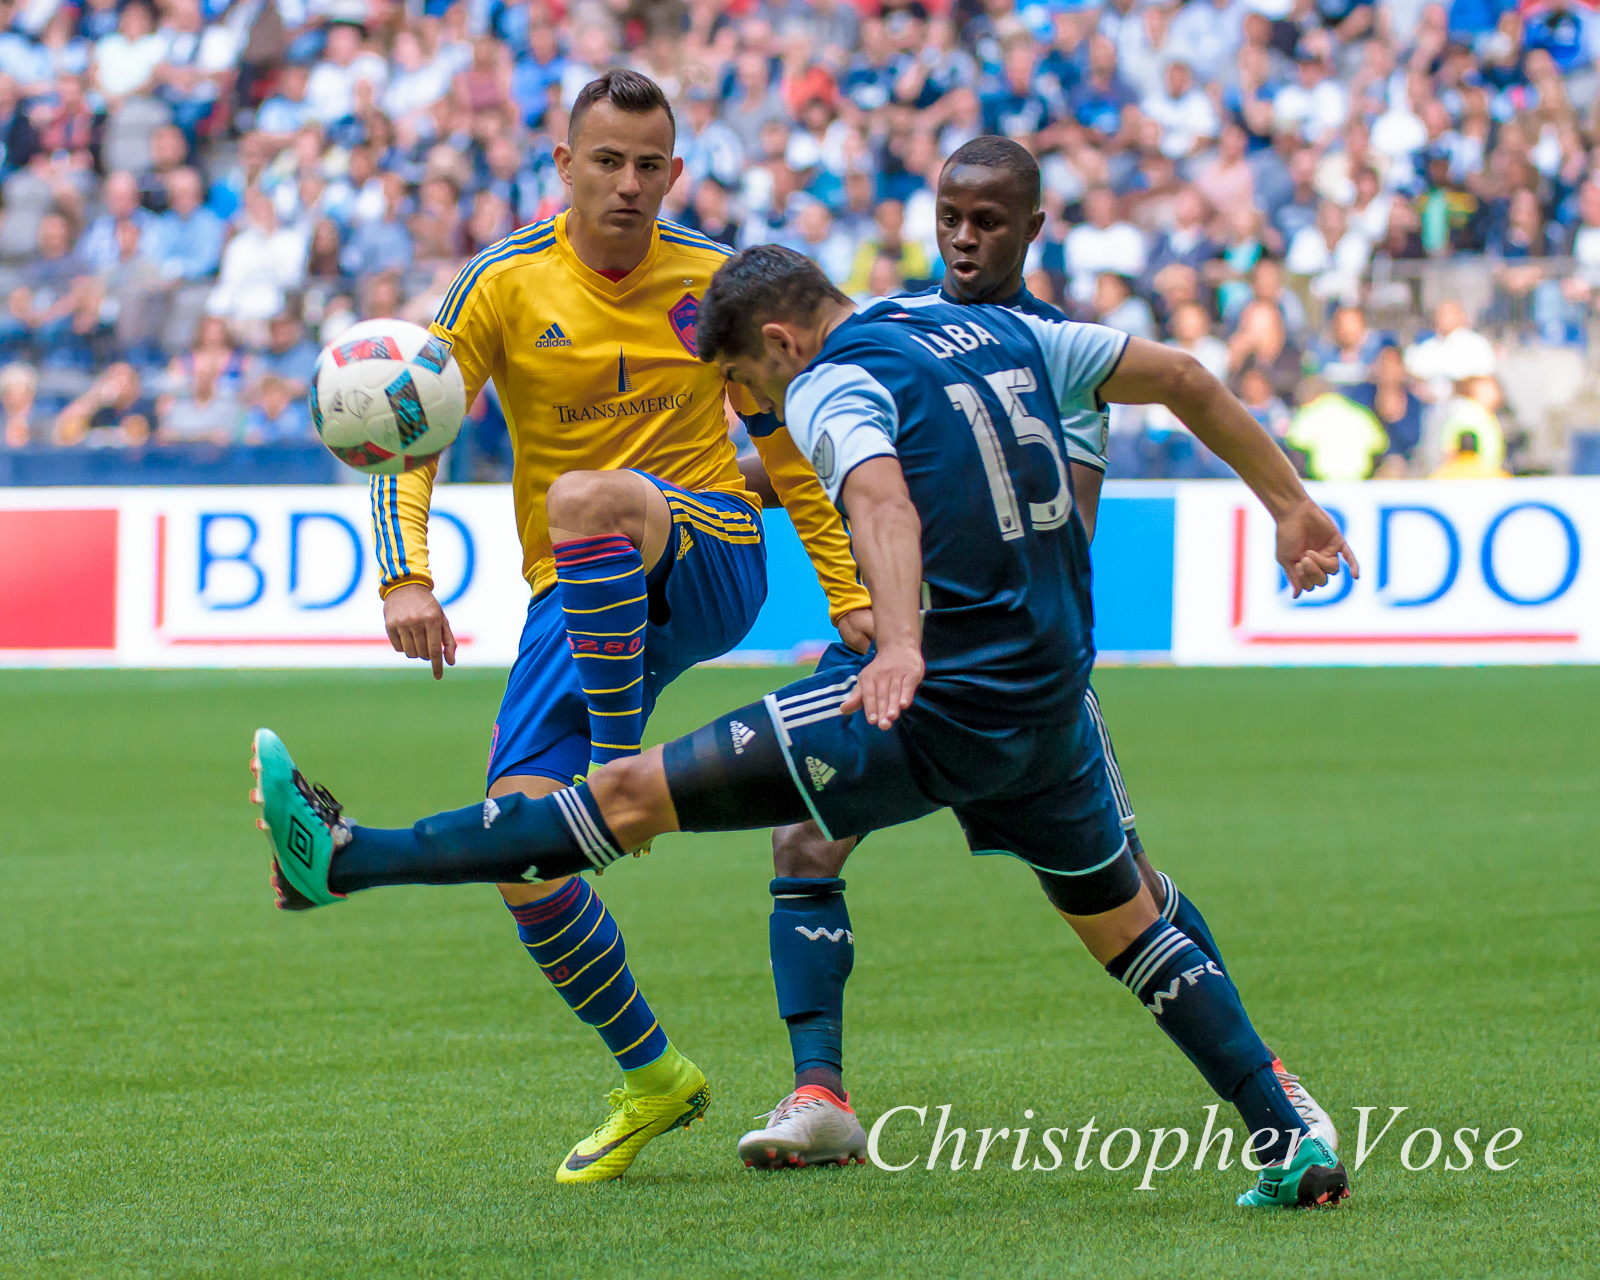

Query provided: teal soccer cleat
[1238,1135,1351,1209]
[250,728,349,911]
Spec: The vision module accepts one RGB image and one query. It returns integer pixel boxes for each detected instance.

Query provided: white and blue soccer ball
[310,318,466,475]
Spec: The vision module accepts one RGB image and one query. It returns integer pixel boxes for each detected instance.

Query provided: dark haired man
[347,70,870,1183]
[738,137,1335,1171]
[254,243,1358,1209]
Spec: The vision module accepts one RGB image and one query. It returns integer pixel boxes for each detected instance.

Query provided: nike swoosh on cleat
[564,1122,655,1171]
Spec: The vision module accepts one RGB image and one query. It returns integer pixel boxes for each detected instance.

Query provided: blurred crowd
[2,0,1599,476]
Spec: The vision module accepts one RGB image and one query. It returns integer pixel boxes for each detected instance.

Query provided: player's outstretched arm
[373,457,458,679]
[836,456,923,728]
[1100,339,1360,596]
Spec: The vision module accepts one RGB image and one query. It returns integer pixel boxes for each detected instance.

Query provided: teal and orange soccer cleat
[1237,1135,1351,1209]
[250,728,349,911]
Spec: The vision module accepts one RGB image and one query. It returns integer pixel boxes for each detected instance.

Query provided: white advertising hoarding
[1172,480,1595,665]
[4,478,1596,668]
[0,485,530,668]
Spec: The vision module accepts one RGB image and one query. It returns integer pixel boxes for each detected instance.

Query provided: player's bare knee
[590,750,671,837]
[546,470,639,539]
[772,823,853,878]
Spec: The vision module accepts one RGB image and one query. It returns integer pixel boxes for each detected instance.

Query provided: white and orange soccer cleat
[738,1086,869,1170]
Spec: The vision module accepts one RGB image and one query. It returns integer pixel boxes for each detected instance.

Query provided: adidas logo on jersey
[729,720,755,754]
[535,323,572,348]
[806,756,836,792]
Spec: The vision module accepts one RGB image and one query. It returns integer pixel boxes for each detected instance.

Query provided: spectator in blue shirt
[78,170,152,273]
[680,86,744,190]
[252,313,318,392]
[79,0,121,43]
[1168,0,1248,86]
[841,23,896,113]
[893,17,974,111]
[1346,341,1426,462]
[16,212,100,371]
[510,24,565,126]
[256,65,314,139]
[340,174,413,278]
[1069,35,1136,139]
[145,167,226,280]
[244,374,312,442]
[981,43,1057,144]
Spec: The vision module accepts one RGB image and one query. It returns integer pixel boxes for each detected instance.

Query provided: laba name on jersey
[894,319,1003,360]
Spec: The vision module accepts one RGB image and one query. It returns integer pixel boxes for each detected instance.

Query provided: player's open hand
[837,608,875,654]
[384,582,457,679]
[1275,498,1361,598]
[841,642,923,730]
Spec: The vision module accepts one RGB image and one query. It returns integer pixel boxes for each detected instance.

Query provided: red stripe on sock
[554,546,642,569]
[509,877,584,926]
[553,534,635,560]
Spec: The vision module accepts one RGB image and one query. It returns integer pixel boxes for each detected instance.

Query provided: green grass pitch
[2,665,1596,1279]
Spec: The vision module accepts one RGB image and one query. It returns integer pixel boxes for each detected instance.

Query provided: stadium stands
[2,0,1599,480]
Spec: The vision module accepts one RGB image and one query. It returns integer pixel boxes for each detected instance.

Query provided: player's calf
[768,824,859,1094]
[772,822,854,879]
[1036,856,1351,1208]
[768,874,853,1097]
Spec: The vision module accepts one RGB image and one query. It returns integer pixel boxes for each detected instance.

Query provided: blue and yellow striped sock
[509,878,676,1087]
[553,534,648,768]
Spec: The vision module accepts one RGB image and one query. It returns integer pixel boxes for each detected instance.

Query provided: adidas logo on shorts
[729,720,755,754]
[535,323,572,348]
[806,755,836,792]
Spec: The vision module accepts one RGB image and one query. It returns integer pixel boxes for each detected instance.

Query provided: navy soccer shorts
[1083,683,1140,840]
[486,475,766,788]
[665,644,1141,916]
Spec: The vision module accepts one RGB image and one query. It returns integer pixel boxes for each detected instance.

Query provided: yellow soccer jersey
[371,212,868,621]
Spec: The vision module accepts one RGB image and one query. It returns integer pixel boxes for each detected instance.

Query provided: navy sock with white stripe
[1153,871,1231,981]
[508,878,669,1073]
[553,534,648,768]
[1105,919,1306,1164]
[328,784,621,892]
[768,877,854,1093]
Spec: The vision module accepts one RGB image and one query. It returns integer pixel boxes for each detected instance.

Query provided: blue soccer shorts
[486,475,766,789]
[675,643,1140,916]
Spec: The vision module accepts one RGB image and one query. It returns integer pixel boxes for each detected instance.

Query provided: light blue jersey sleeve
[781,361,901,507]
[1013,313,1129,473]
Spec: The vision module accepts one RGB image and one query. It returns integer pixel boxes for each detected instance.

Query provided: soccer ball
[310,318,466,475]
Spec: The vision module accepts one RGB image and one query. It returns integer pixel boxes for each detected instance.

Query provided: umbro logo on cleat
[285,816,315,869]
[806,756,836,792]
[535,323,572,348]
[729,720,755,754]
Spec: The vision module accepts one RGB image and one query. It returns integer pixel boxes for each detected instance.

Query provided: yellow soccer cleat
[554,1066,711,1183]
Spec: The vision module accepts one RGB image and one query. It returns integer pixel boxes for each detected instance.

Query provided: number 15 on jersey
[944,366,1074,541]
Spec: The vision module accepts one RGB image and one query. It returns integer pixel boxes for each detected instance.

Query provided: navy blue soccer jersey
[781,298,1128,727]
[899,284,1110,473]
